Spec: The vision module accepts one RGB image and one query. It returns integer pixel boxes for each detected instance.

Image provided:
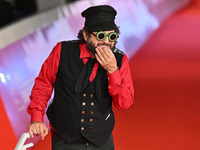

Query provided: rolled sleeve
[31,110,44,123]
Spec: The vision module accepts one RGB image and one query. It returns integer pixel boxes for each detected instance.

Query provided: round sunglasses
[90,31,119,42]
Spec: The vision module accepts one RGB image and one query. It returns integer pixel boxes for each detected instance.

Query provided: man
[27,5,134,150]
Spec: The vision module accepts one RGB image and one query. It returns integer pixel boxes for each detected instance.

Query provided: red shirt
[27,42,134,123]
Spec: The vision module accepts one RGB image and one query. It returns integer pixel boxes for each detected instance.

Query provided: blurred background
[0,0,200,149]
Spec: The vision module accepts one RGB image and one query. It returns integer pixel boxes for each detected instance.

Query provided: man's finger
[44,126,49,137]
[36,124,40,135]
[40,126,45,140]
[96,48,105,63]
[100,47,110,60]
[95,53,101,64]
[32,127,37,135]
[29,129,34,138]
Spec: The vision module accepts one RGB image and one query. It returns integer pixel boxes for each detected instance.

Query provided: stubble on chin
[86,40,96,56]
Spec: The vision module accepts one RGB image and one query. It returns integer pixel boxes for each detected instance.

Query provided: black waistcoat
[47,40,123,147]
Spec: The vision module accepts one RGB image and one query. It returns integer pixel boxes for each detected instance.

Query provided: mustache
[97,43,111,47]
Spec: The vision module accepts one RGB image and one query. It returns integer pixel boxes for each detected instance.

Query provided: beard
[86,38,116,55]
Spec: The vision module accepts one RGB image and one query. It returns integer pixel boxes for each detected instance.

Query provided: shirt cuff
[107,69,122,85]
[31,110,43,123]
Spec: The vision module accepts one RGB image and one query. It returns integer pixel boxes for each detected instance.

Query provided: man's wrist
[31,121,42,124]
[107,66,118,74]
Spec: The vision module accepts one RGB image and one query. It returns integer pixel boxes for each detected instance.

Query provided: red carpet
[0,96,17,149]
[113,0,200,149]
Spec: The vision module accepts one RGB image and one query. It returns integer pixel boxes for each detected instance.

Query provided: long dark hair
[77,26,120,44]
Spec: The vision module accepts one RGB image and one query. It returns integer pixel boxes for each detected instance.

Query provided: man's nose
[103,36,110,43]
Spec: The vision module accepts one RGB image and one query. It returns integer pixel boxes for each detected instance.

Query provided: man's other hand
[28,121,48,140]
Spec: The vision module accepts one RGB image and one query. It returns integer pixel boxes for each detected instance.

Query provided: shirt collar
[79,43,92,59]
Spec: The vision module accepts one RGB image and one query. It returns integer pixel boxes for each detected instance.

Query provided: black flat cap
[81,5,117,31]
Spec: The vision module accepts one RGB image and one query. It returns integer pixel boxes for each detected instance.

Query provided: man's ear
[83,30,88,42]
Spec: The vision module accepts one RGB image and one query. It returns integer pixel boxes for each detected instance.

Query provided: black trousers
[51,132,114,150]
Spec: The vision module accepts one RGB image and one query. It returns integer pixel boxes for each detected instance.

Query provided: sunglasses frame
[91,31,119,42]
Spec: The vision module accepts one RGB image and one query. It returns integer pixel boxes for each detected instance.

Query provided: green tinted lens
[96,31,106,41]
[108,32,118,42]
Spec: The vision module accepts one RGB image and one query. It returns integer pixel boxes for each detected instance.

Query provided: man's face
[84,30,116,55]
